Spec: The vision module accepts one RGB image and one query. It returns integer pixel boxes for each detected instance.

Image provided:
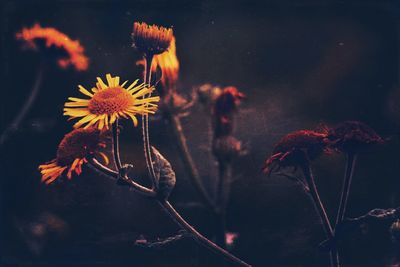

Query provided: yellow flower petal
[78,85,93,97]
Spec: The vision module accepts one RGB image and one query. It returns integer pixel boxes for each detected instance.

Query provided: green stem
[112,119,123,170]
[142,53,157,188]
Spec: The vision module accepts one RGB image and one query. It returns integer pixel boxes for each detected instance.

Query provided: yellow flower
[64,74,160,130]
[39,127,109,184]
[132,22,173,55]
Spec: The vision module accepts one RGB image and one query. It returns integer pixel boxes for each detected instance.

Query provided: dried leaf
[151,146,176,199]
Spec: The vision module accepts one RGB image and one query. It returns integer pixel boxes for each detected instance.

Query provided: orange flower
[16,24,89,71]
[132,22,173,56]
[137,36,179,91]
[39,128,109,184]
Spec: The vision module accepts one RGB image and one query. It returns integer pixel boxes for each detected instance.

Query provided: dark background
[1,0,400,266]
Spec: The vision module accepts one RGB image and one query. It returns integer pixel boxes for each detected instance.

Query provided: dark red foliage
[263,130,330,175]
[213,86,245,138]
[327,121,384,153]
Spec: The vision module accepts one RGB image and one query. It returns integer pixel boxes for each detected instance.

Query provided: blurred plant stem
[0,60,45,146]
[87,126,252,267]
[168,113,218,214]
[215,160,232,248]
[300,162,338,267]
[333,152,357,266]
[142,54,157,188]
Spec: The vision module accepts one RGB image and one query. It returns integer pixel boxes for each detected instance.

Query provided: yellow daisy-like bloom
[63,74,160,130]
[39,127,109,184]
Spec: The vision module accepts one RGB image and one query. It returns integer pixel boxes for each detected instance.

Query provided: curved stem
[169,113,218,214]
[159,200,251,267]
[87,158,251,266]
[301,163,338,267]
[333,153,357,266]
[87,157,156,198]
[0,61,45,145]
[142,54,157,188]
[112,119,123,170]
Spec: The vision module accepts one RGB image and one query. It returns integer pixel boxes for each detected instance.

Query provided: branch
[168,114,218,214]
[87,157,156,198]
[159,200,251,267]
[87,157,252,266]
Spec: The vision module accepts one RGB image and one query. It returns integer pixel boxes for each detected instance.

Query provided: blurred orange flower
[137,36,179,91]
[39,128,109,184]
[16,23,89,71]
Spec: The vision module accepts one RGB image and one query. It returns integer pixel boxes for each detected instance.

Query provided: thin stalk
[142,53,157,188]
[333,153,357,266]
[112,119,123,171]
[335,153,357,225]
[169,113,218,214]
[159,200,251,267]
[0,61,45,145]
[215,160,232,248]
[301,163,338,267]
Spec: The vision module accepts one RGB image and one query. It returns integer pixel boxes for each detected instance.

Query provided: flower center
[88,87,133,115]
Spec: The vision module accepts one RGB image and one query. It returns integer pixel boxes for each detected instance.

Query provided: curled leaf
[134,230,188,249]
[151,146,176,199]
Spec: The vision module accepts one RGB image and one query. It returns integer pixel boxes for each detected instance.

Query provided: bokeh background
[1,0,400,266]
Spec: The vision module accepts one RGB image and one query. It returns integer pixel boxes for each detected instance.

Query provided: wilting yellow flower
[132,22,173,55]
[39,128,109,184]
[64,74,160,130]
[137,36,179,91]
[15,23,89,71]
